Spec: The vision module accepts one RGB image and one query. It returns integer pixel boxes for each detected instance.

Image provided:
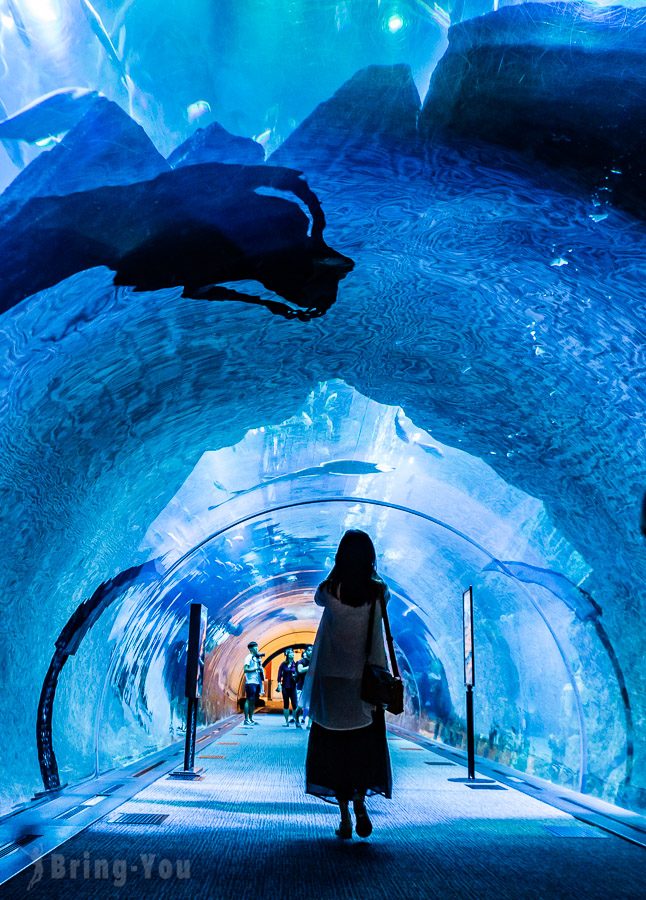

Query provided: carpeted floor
[3,716,643,898]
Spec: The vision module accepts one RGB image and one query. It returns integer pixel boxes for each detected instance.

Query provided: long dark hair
[323,529,384,607]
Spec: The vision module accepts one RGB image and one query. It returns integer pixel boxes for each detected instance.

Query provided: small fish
[6,0,31,48]
[395,412,410,444]
[79,0,128,87]
[34,134,63,149]
[395,411,443,457]
[414,0,450,30]
[253,128,272,147]
[418,443,443,458]
[0,87,102,142]
[187,100,211,124]
[550,257,569,267]
[483,560,601,621]
[321,413,334,437]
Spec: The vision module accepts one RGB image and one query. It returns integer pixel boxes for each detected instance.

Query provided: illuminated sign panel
[463,586,474,687]
[185,604,208,699]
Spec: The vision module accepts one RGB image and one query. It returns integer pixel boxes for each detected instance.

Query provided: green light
[387,14,404,34]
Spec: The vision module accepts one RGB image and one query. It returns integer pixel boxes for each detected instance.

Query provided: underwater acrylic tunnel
[0,0,644,896]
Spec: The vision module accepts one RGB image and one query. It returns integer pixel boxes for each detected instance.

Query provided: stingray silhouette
[0,162,354,319]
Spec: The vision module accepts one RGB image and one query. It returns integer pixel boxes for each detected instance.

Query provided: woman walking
[276,647,300,727]
[301,529,393,839]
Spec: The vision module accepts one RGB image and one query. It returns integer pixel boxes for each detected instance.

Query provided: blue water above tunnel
[0,0,644,822]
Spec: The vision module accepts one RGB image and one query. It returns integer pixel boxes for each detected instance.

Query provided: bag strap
[379,591,400,679]
[365,596,377,658]
[365,588,400,679]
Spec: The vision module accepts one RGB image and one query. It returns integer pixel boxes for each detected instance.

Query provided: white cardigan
[301,582,389,730]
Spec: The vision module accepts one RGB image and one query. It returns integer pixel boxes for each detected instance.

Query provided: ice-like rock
[168,121,265,168]
[419,2,646,216]
[271,64,420,168]
[0,98,169,222]
[0,88,103,142]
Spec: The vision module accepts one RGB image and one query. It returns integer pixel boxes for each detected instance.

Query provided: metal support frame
[170,603,208,780]
[466,684,475,780]
[35,562,160,794]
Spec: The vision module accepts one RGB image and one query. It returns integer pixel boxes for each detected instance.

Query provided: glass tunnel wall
[55,491,631,804]
[0,1,644,818]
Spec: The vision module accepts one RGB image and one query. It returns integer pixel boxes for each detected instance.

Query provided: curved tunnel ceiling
[0,0,644,820]
[25,384,636,815]
[73,490,630,802]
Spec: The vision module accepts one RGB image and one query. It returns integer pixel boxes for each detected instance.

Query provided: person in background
[276,647,300,727]
[243,641,264,726]
[295,645,313,728]
[301,529,393,839]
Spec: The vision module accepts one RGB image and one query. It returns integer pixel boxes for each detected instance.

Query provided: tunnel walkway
[3,715,644,899]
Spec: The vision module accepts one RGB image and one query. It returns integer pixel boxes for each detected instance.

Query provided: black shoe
[354,806,372,838]
[335,820,352,839]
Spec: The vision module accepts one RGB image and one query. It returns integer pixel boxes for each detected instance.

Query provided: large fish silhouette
[482,559,601,621]
[207,459,394,507]
[0,162,354,319]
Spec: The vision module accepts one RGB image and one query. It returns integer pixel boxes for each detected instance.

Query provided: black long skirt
[305,708,392,803]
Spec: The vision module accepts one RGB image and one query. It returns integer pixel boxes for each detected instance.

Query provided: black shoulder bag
[361,590,404,715]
